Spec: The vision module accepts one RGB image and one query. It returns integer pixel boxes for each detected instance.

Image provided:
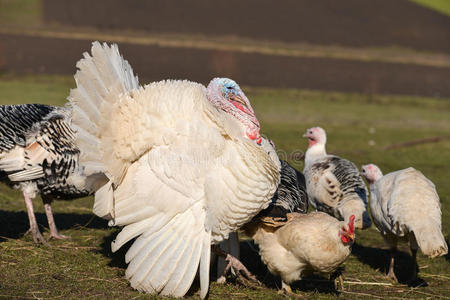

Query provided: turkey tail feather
[120,206,211,298]
[411,223,448,258]
[68,41,139,178]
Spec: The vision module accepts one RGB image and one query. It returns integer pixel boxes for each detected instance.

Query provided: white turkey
[216,159,309,284]
[0,104,102,244]
[68,42,280,298]
[361,164,448,282]
[244,211,355,296]
[303,127,371,229]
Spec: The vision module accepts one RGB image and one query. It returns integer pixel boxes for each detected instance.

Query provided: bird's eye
[227,86,233,90]
[362,169,366,173]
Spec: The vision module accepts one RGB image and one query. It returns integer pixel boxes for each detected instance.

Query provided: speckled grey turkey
[303,127,371,229]
[0,104,103,244]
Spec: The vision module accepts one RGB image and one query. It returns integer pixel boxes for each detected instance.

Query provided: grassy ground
[0,74,449,299]
[410,0,450,17]
[0,0,40,27]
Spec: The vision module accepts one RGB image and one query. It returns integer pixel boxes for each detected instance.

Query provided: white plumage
[68,42,280,298]
[361,164,447,281]
[244,212,355,294]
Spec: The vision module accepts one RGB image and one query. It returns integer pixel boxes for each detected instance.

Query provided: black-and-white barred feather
[0,104,102,242]
[310,156,367,213]
[0,104,54,151]
[256,160,308,221]
[0,104,91,198]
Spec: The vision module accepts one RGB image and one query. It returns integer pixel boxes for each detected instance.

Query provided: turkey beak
[303,132,312,139]
[230,94,249,110]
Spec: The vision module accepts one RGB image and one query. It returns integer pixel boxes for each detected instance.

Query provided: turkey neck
[304,143,327,169]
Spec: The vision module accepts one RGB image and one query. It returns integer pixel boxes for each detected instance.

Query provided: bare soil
[42,0,450,53]
[1,33,450,97]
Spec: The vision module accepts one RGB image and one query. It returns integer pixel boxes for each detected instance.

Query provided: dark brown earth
[43,0,450,53]
[1,33,450,97]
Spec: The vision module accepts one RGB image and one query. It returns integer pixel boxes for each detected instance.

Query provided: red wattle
[308,139,317,147]
[339,232,350,244]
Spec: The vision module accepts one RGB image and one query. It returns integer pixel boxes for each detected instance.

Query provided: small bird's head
[303,127,326,148]
[361,164,383,184]
[207,78,261,145]
[339,215,355,245]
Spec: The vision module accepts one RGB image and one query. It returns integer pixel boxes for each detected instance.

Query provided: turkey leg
[387,247,398,282]
[23,192,47,244]
[410,248,418,282]
[43,202,69,240]
[278,280,305,299]
[212,245,261,286]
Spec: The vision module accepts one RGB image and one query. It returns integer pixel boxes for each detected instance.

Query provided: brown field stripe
[1,27,450,68]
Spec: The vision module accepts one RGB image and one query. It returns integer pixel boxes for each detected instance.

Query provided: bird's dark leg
[23,192,47,245]
[330,268,345,291]
[383,233,398,282]
[212,244,261,286]
[387,247,398,282]
[409,232,419,282]
[43,197,69,240]
[410,248,418,282]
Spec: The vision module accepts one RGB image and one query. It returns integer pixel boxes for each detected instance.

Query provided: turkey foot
[333,274,345,291]
[44,203,71,240]
[212,245,261,286]
[24,227,48,245]
[23,192,48,245]
[330,268,345,291]
[387,249,398,282]
[277,281,305,299]
[49,231,70,240]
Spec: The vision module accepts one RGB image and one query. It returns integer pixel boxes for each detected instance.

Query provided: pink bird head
[303,127,327,148]
[361,164,383,184]
[206,78,261,145]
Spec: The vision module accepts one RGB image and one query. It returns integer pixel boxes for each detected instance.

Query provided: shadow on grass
[0,209,108,242]
[351,242,427,287]
[445,239,450,262]
[99,230,131,270]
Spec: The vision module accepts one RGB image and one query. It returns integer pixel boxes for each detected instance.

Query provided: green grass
[410,0,450,17]
[0,74,449,299]
[0,0,41,27]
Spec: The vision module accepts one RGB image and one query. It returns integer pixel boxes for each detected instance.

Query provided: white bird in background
[68,42,280,298]
[303,127,371,229]
[0,104,101,244]
[361,164,448,282]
